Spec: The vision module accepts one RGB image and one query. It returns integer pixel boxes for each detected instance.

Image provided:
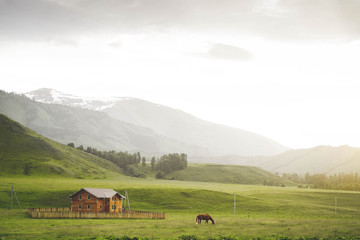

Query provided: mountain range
[0,112,289,186]
[2,88,360,175]
[22,88,288,157]
[192,145,360,175]
[0,90,206,157]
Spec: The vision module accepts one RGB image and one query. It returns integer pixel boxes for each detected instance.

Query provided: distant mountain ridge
[24,88,289,157]
[192,145,360,174]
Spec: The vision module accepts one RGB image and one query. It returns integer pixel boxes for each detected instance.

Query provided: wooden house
[68,188,125,213]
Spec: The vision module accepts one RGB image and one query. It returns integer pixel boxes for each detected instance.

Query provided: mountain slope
[0,113,122,177]
[192,146,360,175]
[164,164,288,185]
[258,145,360,175]
[25,88,288,156]
[0,90,209,156]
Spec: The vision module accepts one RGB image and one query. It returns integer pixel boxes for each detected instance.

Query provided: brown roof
[68,188,125,199]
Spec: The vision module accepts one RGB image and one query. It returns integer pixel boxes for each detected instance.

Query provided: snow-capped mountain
[25,88,130,111]
[23,88,289,157]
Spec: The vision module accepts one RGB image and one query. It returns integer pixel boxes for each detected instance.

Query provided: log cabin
[68,188,125,213]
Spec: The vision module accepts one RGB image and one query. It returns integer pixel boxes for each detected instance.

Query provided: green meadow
[1,176,360,240]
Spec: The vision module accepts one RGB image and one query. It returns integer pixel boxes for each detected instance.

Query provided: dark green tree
[151,157,156,170]
[142,157,146,166]
[76,145,84,151]
[67,143,75,148]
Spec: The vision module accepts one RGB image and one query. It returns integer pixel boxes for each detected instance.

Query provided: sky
[1,0,360,149]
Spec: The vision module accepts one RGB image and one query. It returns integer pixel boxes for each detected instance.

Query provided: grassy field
[1,176,360,239]
[131,163,290,186]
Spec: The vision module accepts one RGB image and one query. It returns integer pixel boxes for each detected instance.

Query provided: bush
[178,235,198,240]
[155,171,165,179]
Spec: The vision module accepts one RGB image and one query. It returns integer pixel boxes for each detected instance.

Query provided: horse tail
[196,215,198,224]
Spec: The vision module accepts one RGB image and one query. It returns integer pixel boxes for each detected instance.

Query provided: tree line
[282,172,360,191]
[67,143,188,178]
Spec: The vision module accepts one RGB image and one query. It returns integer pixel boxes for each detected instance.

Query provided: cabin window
[114,196,117,201]
[87,204,90,210]
[87,194,91,200]
[100,205,102,210]
[78,194,82,200]
[112,196,114,201]
[78,204,81,210]
[114,204,116,209]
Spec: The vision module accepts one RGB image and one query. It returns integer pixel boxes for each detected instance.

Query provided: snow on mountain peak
[24,88,131,111]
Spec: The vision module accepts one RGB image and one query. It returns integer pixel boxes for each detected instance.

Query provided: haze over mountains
[23,88,288,157]
[1,90,207,156]
[193,145,360,175]
[1,88,360,175]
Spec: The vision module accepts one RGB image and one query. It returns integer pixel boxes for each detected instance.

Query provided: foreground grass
[1,176,360,239]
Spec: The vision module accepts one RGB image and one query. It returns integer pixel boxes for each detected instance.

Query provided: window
[78,194,82,200]
[100,205,102,210]
[78,204,81,210]
[114,196,117,201]
[112,196,114,201]
[87,204,90,210]
[114,204,116,209]
[87,194,91,200]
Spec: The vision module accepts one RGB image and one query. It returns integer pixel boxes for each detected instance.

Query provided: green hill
[0,113,122,177]
[165,164,288,185]
[131,163,289,186]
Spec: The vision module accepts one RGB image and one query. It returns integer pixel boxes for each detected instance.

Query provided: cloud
[208,44,253,61]
[108,41,122,48]
[0,0,359,43]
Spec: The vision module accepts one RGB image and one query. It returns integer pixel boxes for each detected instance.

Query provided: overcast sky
[1,0,360,149]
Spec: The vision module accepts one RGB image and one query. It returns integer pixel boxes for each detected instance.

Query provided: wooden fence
[27,208,165,219]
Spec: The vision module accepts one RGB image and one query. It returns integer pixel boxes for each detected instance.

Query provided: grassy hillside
[163,164,289,185]
[126,163,290,186]
[1,176,360,239]
[0,113,122,178]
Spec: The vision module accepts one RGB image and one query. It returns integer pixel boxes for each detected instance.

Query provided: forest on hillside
[68,143,187,178]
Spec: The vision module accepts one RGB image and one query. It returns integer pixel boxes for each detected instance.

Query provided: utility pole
[234,193,236,215]
[10,185,13,210]
[335,194,337,216]
[124,191,131,210]
[10,185,22,210]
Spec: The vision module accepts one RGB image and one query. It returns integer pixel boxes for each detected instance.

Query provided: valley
[1,90,360,239]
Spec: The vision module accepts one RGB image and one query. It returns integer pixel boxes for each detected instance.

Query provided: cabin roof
[68,188,125,199]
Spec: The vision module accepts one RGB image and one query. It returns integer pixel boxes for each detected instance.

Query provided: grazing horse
[196,214,215,224]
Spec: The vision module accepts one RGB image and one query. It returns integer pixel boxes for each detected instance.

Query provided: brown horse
[196,214,215,224]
